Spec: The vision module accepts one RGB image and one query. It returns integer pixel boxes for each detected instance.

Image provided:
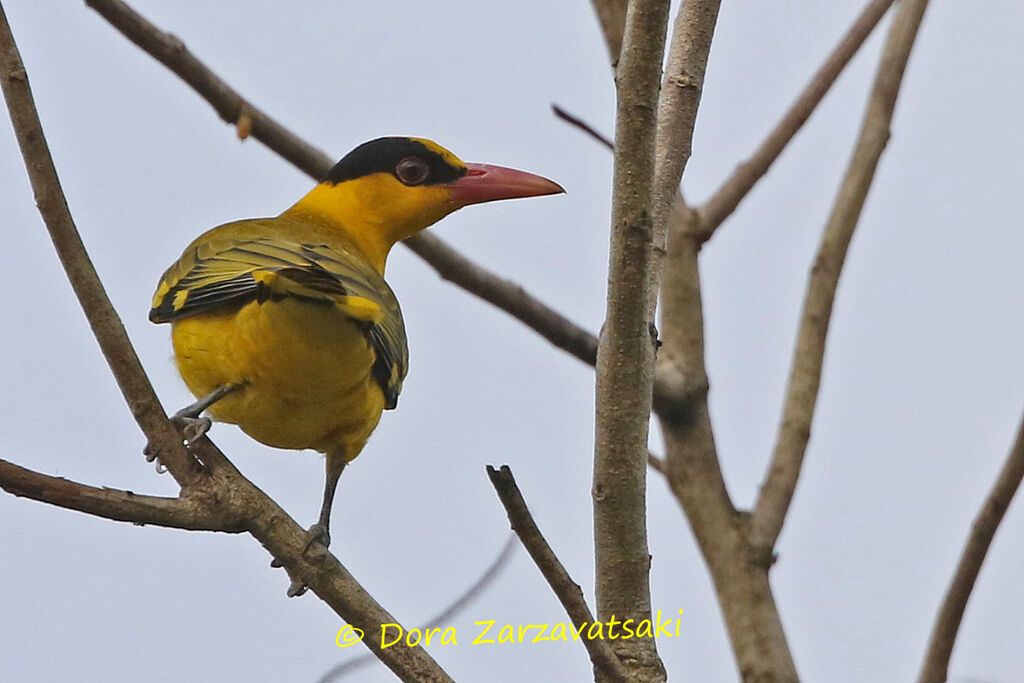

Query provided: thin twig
[750,0,932,553]
[318,534,519,683]
[552,104,614,150]
[403,234,598,365]
[487,466,629,683]
[647,451,666,475]
[918,412,1024,683]
[85,0,598,367]
[0,457,241,531]
[696,0,898,240]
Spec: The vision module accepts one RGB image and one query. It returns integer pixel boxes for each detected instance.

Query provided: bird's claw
[303,523,331,554]
[173,414,213,447]
[142,441,169,473]
[271,524,331,597]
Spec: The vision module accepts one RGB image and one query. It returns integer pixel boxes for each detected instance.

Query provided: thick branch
[487,466,628,683]
[696,0,897,239]
[592,1,671,681]
[0,457,240,531]
[650,4,799,679]
[85,0,597,367]
[0,1,199,486]
[918,412,1024,683]
[657,217,797,680]
[750,0,932,553]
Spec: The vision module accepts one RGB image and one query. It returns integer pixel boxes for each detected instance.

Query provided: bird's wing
[150,234,408,409]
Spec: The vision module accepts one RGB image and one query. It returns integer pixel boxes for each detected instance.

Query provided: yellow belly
[171,297,386,459]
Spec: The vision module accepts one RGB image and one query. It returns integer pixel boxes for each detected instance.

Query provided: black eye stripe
[324,138,465,185]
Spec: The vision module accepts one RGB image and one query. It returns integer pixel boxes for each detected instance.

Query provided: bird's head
[286,137,564,272]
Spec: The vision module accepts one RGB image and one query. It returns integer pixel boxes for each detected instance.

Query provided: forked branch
[750,0,932,553]
[0,457,241,531]
[695,0,898,240]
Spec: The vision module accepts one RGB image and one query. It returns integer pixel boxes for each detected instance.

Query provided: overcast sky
[1,2,1022,682]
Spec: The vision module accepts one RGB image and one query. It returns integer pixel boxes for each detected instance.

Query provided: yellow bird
[150,137,562,549]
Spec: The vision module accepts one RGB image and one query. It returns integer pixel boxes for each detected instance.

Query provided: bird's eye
[395,157,431,185]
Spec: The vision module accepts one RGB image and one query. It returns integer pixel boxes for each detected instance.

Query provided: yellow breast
[171,295,386,459]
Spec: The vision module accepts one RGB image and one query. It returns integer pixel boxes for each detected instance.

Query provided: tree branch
[318,534,518,682]
[695,0,897,240]
[592,1,672,680]
[750,0,932,554]
[652,0,720,212]
[588,0,627,66]
[645,0,722,333]
[0,1,200,487]
[402,234,597,365]
[552,103,614,151]
[0,457,241,531]
[650,3,801,680]
[487,466,628,683]
[917,411,1024,683]
[84,0,597,367]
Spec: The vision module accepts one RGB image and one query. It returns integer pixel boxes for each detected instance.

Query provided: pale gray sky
[1,2,1022,682]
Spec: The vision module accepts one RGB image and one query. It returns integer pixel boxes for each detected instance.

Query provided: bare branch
[552,103,614,151]
[647,451,665,475]
[191,442,452,683]
[0,1,199,486]
[85,0,596,367]
[319,534,518,683]
[487,466,629,683]
[657,213,799,679]
[652,0,721,211]
[696,0,897,239]
[592,1,673,680]
[403,234,597,366]
[649,4,804,679]
[646,0,721,336]
[588,0,627,65]
[0,457,240,531]
[85,0,332,178]
[918,412,1024,683]
[750,0,932,553]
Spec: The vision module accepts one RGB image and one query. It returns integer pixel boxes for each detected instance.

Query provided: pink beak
[445,163,564,206]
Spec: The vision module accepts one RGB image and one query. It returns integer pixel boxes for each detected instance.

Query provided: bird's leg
[281,450,346,597]
[306,451,347,550]
[173,382,245,443]
[144,382,244,464]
